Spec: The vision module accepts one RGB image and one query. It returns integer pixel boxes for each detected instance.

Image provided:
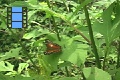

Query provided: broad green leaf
[42,54,60,72]
[93,2,120,45]
[0,47,21,61]
[18,63,29,74]
[83,67,111,80]
[0,61,14,71]
[111,3,120,40]
[39,56,54,76]
[60,36,88,66]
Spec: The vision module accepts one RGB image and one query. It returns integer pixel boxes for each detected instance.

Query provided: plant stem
[83,4,101,68]
[103,46,109,70]
[19,41,40,73]
[8,29,40,73]
[65,66,70,77]
[46,0,61,41]
[81,72,86,80]
[72,25,91,44]
[116,39,120,68]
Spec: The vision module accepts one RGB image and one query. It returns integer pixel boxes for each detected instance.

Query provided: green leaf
[39,56,54,76]
[60,36,88,66]
[43,54,60,71]
[83,67,111,80]
[0,61,14,71]
[0,47,21,61]
[18,63,29,74]
[93,2,120,45]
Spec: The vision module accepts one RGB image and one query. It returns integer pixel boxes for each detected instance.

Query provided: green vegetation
[0,0,120,80]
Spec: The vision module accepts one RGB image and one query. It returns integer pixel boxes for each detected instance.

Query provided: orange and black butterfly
[44,39,62,55]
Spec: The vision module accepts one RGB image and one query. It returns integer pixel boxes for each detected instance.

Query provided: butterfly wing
[44,48,62,55]
[44,39,62,55]
[46,42,61,49]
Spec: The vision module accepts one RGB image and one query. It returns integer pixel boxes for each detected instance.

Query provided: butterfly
[44,39,62,55]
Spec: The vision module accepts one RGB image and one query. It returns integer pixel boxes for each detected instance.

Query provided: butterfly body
[44,39,62,55]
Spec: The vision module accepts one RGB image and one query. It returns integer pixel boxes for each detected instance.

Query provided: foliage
[0,0,120,80]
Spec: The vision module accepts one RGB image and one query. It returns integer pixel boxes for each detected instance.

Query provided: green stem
[8,29,40,73]
[46,0,61,41]
[116,39,120,68]
[4,6,40,73]
[19,41,40,73]
[103,46,109,70]
[83,4,101,68]
[116,0,120,69]
[62,0,69,12]
[81,72,86,80]
[65,66,70,77]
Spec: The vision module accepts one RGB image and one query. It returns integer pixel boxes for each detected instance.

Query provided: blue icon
[7,7,27,28]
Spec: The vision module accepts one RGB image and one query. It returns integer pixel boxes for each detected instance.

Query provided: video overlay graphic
[7,7,27,28]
